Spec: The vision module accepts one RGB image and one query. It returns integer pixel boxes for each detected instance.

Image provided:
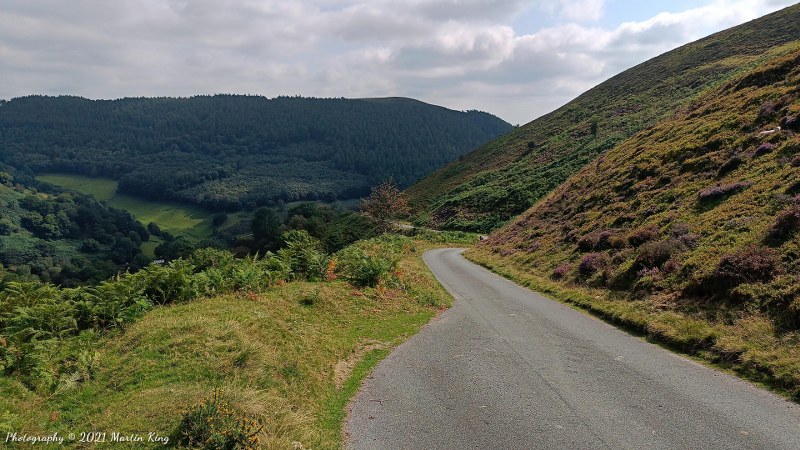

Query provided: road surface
[346,248,800,450]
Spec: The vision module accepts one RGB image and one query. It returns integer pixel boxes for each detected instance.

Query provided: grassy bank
[0,237,453,449]
[465,247,800,400]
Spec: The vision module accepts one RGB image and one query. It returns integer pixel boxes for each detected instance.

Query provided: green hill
[406,4,800,232]
[0,95,511,211]
[470,45,800,396]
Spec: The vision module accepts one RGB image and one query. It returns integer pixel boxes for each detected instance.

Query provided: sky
[0,0,796,125]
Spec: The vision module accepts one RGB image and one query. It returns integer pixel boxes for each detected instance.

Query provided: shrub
[781,114,799,130]
[697,182,751,203]
[753,142,775,157]
[171,391,261,449]
[577,230,619,252]
[134,260,202,305]
[551,263,570,280]
[634,240,678,270]
[335,246,397,287]
[716,156,743,178]
[628,225,659,247]
[792,155,800,167]
[712,245,779,290]
[578,253,609,277]
[278,230,328,281]
[767,204,800,242]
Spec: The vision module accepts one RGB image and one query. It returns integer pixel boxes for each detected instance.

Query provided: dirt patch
[334,340,389,390]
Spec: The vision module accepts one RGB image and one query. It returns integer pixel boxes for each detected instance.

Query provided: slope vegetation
[473,45,800,396]
[406,4,800,232]
[0,172,150,286]
[0,96,511,211]
[0,236,455,448]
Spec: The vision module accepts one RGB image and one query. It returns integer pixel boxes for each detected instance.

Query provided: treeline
[0,173,150,286]
[0,95,511,210]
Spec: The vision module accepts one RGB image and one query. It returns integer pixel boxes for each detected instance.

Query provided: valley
[1,3,800,449]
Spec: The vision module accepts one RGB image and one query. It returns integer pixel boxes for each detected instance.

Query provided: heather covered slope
[406,3,800,232]
[473,45,800,396]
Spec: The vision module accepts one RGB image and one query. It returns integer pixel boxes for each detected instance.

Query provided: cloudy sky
[0,0,796,124]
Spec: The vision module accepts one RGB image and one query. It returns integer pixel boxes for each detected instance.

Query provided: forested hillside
[0,95,510,211]
[405,3,800,232]
[0,173,150,286]
[473,45,800,396]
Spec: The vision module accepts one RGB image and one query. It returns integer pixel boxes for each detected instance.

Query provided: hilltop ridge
[0,95,511,211]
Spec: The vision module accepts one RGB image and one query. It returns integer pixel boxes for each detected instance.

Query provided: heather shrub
[781,114,799,130]
[753,142,775,157]
[791,155,800,167]
[697,182,751,203]
[711,245,779,290]
[633,267,663,293]
[578,230,621,251]
[628,225,659,247]
[634,240,678,270]
[716,156,743,178]
[767,204,800,242]
[171,391,261,449]
[551,263,570,280]
[578,253,609,277]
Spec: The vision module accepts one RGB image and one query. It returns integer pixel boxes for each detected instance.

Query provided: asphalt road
[346,248,800,450]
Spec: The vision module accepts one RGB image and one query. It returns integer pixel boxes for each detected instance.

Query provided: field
[37,174,220,240]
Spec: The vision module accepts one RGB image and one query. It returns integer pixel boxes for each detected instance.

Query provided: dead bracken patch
[334,340,389,390]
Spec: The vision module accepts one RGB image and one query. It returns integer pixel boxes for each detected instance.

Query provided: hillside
[0,235,456,448]
[472,45,800,396]
[405,3,800,232]
[0,172,150,286]
[0,95,511,211]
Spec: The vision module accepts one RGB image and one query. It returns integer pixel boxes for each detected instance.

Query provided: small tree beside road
[361,180,410,233]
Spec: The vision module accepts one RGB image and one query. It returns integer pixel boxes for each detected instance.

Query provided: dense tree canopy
[0,95,511,211]
[0,173,149,286]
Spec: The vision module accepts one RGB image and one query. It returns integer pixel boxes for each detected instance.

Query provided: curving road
[346,248,800,450]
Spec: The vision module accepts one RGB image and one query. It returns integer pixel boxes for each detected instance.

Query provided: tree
[360,179,410,233]
[251,208,283,247]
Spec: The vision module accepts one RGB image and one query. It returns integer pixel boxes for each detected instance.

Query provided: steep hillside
[0,96,511,211]
[473,46,800,395]
[0,172,150,286]
[406,4,800,232]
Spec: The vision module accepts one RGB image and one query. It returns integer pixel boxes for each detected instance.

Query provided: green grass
[0,240,454,449]
[38,173,222,240]
[37,174,118,201]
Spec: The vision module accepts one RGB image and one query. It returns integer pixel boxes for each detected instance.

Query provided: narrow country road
[346,248,800,450]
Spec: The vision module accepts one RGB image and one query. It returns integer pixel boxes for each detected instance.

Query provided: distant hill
[405,4,800,232]
[0,95,511,211]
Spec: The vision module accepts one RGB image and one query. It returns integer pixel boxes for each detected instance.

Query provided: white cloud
[0,0,796,124]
